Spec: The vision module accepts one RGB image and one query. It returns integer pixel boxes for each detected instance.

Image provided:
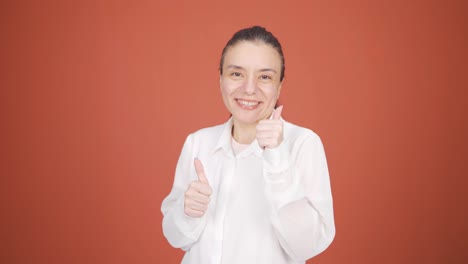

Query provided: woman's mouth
[236,99,261,109]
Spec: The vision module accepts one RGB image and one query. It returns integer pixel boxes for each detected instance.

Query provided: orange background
[1,0,467,263]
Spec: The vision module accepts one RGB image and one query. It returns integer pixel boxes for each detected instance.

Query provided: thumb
[272,105,283,120]
[194,158,209,184]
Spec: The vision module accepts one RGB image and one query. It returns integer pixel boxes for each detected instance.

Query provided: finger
[257,132,282,148]
[185,207,205,218]
[186,199,209,211]
[188,181,212,196]
[260,138,277,148]
[256,121,282,131]
[272,105,283,120]
[256,129,282,139]
[187,185,212,201]
[191,193,211,204]
[194,158,209,184]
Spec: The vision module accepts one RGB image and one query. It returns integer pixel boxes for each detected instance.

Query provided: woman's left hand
[256,106,284,149]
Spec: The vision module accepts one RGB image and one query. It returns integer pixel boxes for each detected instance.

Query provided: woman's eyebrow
[226,65,244,70]
[258,68,277,73]
[226,65,277,73]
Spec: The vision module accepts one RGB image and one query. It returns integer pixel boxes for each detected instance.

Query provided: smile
[236,99,261,109]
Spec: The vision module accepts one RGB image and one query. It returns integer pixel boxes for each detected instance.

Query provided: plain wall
[1,0,467,263]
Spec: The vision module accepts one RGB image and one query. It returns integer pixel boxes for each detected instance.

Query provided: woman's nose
[243,77,257,94]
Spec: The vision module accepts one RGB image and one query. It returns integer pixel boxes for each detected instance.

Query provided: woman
[162,26,335,264]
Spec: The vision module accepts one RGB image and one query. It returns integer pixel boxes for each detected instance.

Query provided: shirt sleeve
[263,132,336,261]
[161,134,207,250]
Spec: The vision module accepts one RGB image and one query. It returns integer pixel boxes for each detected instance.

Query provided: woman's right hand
[184,158,212,218]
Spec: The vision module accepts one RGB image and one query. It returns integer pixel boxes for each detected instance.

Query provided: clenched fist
[256,106,284,149]
[184,158,212,218]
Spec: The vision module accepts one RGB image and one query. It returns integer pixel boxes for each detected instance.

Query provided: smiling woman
[161,26,335,264]
[221,41,283,143]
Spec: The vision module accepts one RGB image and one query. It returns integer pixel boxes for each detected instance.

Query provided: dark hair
[219,26,285,81]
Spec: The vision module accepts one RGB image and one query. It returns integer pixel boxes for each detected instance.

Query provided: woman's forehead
[223,41,282,69]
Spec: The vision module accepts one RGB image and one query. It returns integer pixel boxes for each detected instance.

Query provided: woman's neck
[232,119,257,144]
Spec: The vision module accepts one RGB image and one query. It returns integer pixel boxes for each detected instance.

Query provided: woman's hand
[184,158,212,218]
[256,106,284,149]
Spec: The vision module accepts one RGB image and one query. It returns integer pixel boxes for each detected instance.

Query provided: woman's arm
[263,133,335,261]
[161,134,207,250]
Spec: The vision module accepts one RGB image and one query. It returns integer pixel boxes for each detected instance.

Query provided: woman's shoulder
[191,122,227,138]
[185,120,231,145]
[284,119,323,144]
[182,120,231,155]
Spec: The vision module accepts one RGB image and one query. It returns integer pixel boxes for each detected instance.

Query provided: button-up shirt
[161,118,335,264]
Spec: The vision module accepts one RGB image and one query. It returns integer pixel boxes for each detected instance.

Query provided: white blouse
[161,118,335,264]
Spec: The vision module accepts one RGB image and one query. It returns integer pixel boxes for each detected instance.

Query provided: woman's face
[220,41,283,127]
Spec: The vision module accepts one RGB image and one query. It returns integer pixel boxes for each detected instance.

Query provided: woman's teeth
[238,100,259,106]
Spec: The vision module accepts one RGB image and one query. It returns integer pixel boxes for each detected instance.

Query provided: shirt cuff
[173,195,206,241]
[263,140,305,210]
[263,140,289,175]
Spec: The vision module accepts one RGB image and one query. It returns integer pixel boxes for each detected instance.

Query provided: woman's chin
[232,114,259,126]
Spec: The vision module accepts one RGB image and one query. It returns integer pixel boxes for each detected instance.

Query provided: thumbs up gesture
[184,158,212,218]
[256,106,284,149]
